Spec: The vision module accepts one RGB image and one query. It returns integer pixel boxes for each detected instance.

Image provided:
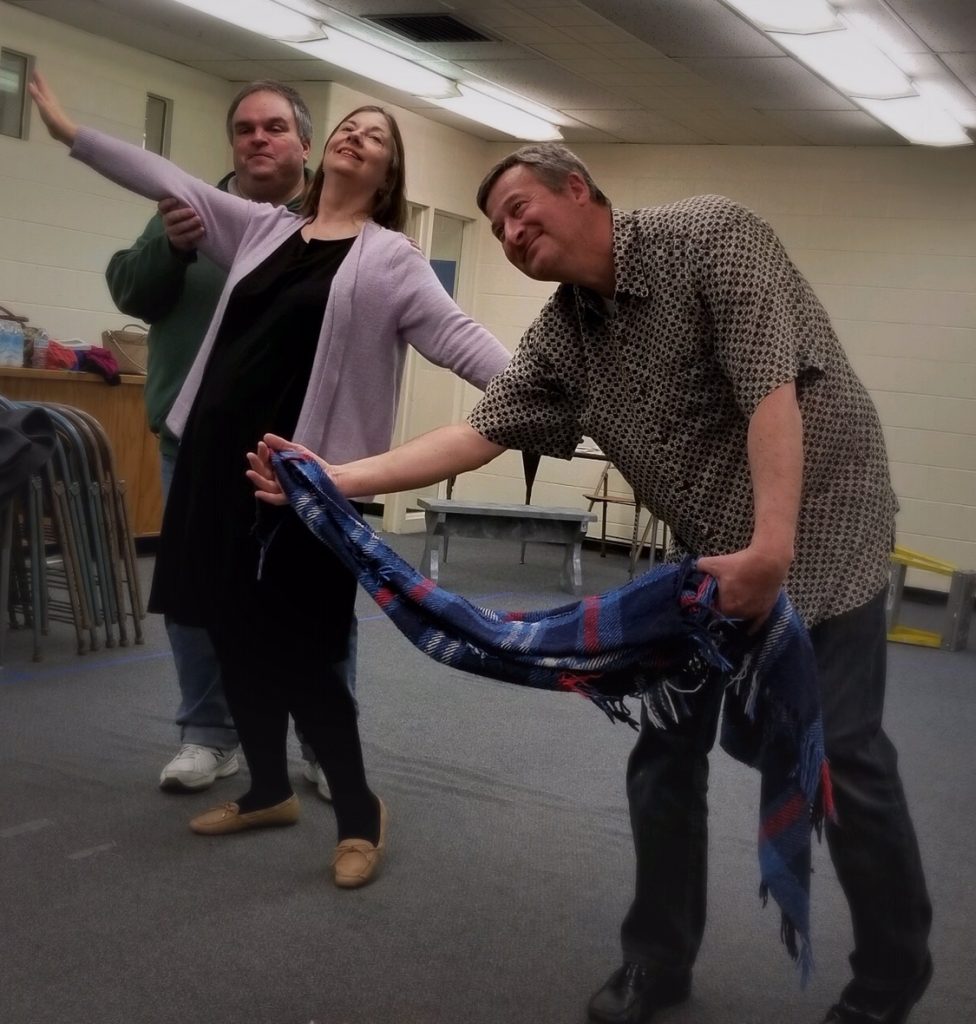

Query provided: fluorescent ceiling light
[459,81,563,127]
[289,31,458,99]
[428,86,563,141]
[721,0,838,33]
[914,80,976,129]
[170,0,322,42]
[857,95,973,146]
[771,28,912,99]
[837,9,914,63]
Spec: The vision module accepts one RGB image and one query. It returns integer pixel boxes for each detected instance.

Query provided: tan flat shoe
[189,794,300,835]
[331,799,387,888]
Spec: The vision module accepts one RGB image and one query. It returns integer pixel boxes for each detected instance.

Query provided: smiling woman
[27,68,511,888]
[299,104,408,236]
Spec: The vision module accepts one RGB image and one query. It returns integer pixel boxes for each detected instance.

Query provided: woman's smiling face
[322,110,394,196]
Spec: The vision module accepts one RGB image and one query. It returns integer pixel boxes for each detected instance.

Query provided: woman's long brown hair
[298,105,407,232]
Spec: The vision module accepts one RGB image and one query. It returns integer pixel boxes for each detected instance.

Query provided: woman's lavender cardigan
[71,129,510,495]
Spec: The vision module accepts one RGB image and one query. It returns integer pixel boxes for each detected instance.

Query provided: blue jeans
[620,587,931,990]
[160,450,357,752]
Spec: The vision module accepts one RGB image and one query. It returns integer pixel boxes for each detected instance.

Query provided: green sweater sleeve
[105,212,196,324]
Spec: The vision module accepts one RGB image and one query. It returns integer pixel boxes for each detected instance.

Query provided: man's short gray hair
[225,81,313,146]
[476,143,609,213]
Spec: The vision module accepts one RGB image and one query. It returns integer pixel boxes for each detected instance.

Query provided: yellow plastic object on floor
[886,545,975,651]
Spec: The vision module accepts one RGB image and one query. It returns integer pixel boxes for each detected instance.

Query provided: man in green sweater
[105,81,339,796]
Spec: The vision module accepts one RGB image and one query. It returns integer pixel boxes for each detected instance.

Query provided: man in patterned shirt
[251,145,932,1024]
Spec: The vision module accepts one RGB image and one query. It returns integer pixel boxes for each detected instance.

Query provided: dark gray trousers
[620,588,932,989]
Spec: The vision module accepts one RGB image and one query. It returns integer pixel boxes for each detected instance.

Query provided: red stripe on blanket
[375,586,396,608]
[760,791,807,840]
[409,578,436,602]
[583,596,600,652]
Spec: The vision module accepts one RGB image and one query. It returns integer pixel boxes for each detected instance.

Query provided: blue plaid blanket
[269,451,832,980]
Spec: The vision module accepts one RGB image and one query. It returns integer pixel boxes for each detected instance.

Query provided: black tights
[209,621,379,843]
[204,509,379,844]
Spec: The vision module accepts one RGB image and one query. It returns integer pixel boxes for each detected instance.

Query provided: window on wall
[430,212,466,299]
[0,49,32,140]
[144,93,172,156]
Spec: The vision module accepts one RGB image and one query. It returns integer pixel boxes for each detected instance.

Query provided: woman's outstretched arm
[29,69,256,268]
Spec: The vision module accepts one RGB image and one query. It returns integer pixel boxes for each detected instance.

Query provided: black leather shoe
[587,962,691,1024]
[821,956,933,1024]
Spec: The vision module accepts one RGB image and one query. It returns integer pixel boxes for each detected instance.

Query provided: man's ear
[565,171,591,203]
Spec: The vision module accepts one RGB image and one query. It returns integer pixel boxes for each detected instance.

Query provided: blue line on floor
[0,649,170,686]
[1,591,522,683]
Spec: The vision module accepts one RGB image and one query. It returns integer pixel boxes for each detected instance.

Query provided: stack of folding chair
[0,397,145,663]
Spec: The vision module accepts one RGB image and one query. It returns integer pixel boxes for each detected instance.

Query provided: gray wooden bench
[417,498,597,595]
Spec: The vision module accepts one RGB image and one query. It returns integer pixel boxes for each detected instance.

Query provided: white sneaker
[302,761,332,802]
[159,743,240,792]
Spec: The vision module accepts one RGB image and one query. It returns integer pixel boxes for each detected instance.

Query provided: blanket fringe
[558,674,639,730]
[759,886,814,988]
[813,760,836,838]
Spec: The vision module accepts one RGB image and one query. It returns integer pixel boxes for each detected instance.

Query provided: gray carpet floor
[1,530,973,1024]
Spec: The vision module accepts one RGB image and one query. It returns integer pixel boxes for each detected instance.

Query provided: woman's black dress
[149,230,357,654]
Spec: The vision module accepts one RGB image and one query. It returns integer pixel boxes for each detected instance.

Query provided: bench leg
[420,513,445,583]
[420,537,442,583]
[561,534,584,595]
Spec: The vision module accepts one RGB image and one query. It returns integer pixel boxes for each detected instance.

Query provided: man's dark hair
[476,143,610,213]
[225,81,313,146]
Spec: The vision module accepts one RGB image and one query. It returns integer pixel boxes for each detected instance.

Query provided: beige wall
[469,141,976,578]
[2,2,974,578]
[4,3,250,343]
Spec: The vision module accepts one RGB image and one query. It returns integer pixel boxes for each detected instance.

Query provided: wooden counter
[0,367,163,537]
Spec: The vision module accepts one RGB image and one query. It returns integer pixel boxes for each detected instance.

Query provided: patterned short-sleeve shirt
[469,197,897,626]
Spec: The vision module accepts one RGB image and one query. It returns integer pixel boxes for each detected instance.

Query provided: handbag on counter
[0,303,30,368]
[101,323,149,375]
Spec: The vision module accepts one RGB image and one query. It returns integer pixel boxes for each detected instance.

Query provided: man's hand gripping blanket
[268,450,834,981]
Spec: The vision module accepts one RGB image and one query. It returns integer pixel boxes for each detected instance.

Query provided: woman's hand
[27,70,78,146]
[245,433,331,506]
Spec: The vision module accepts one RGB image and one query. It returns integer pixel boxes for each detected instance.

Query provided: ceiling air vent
[363,14,494,44]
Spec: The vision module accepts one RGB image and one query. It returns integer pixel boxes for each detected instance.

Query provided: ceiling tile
[528,5,609,29]
[678,57,858,111]
[586,41,677,62]
[666,107,808,144]
[455,58,642,109]
[548,57,647,76]
[942,53,976,96]
[762,109,906,146]
[525,43,599,61]
[474,8,555,30]
[888,0,976,51]
[580,73,694,106]
[491,25,583,47]
[581,0,782,58]
[559,24,646,45]
[561,107,712,143]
